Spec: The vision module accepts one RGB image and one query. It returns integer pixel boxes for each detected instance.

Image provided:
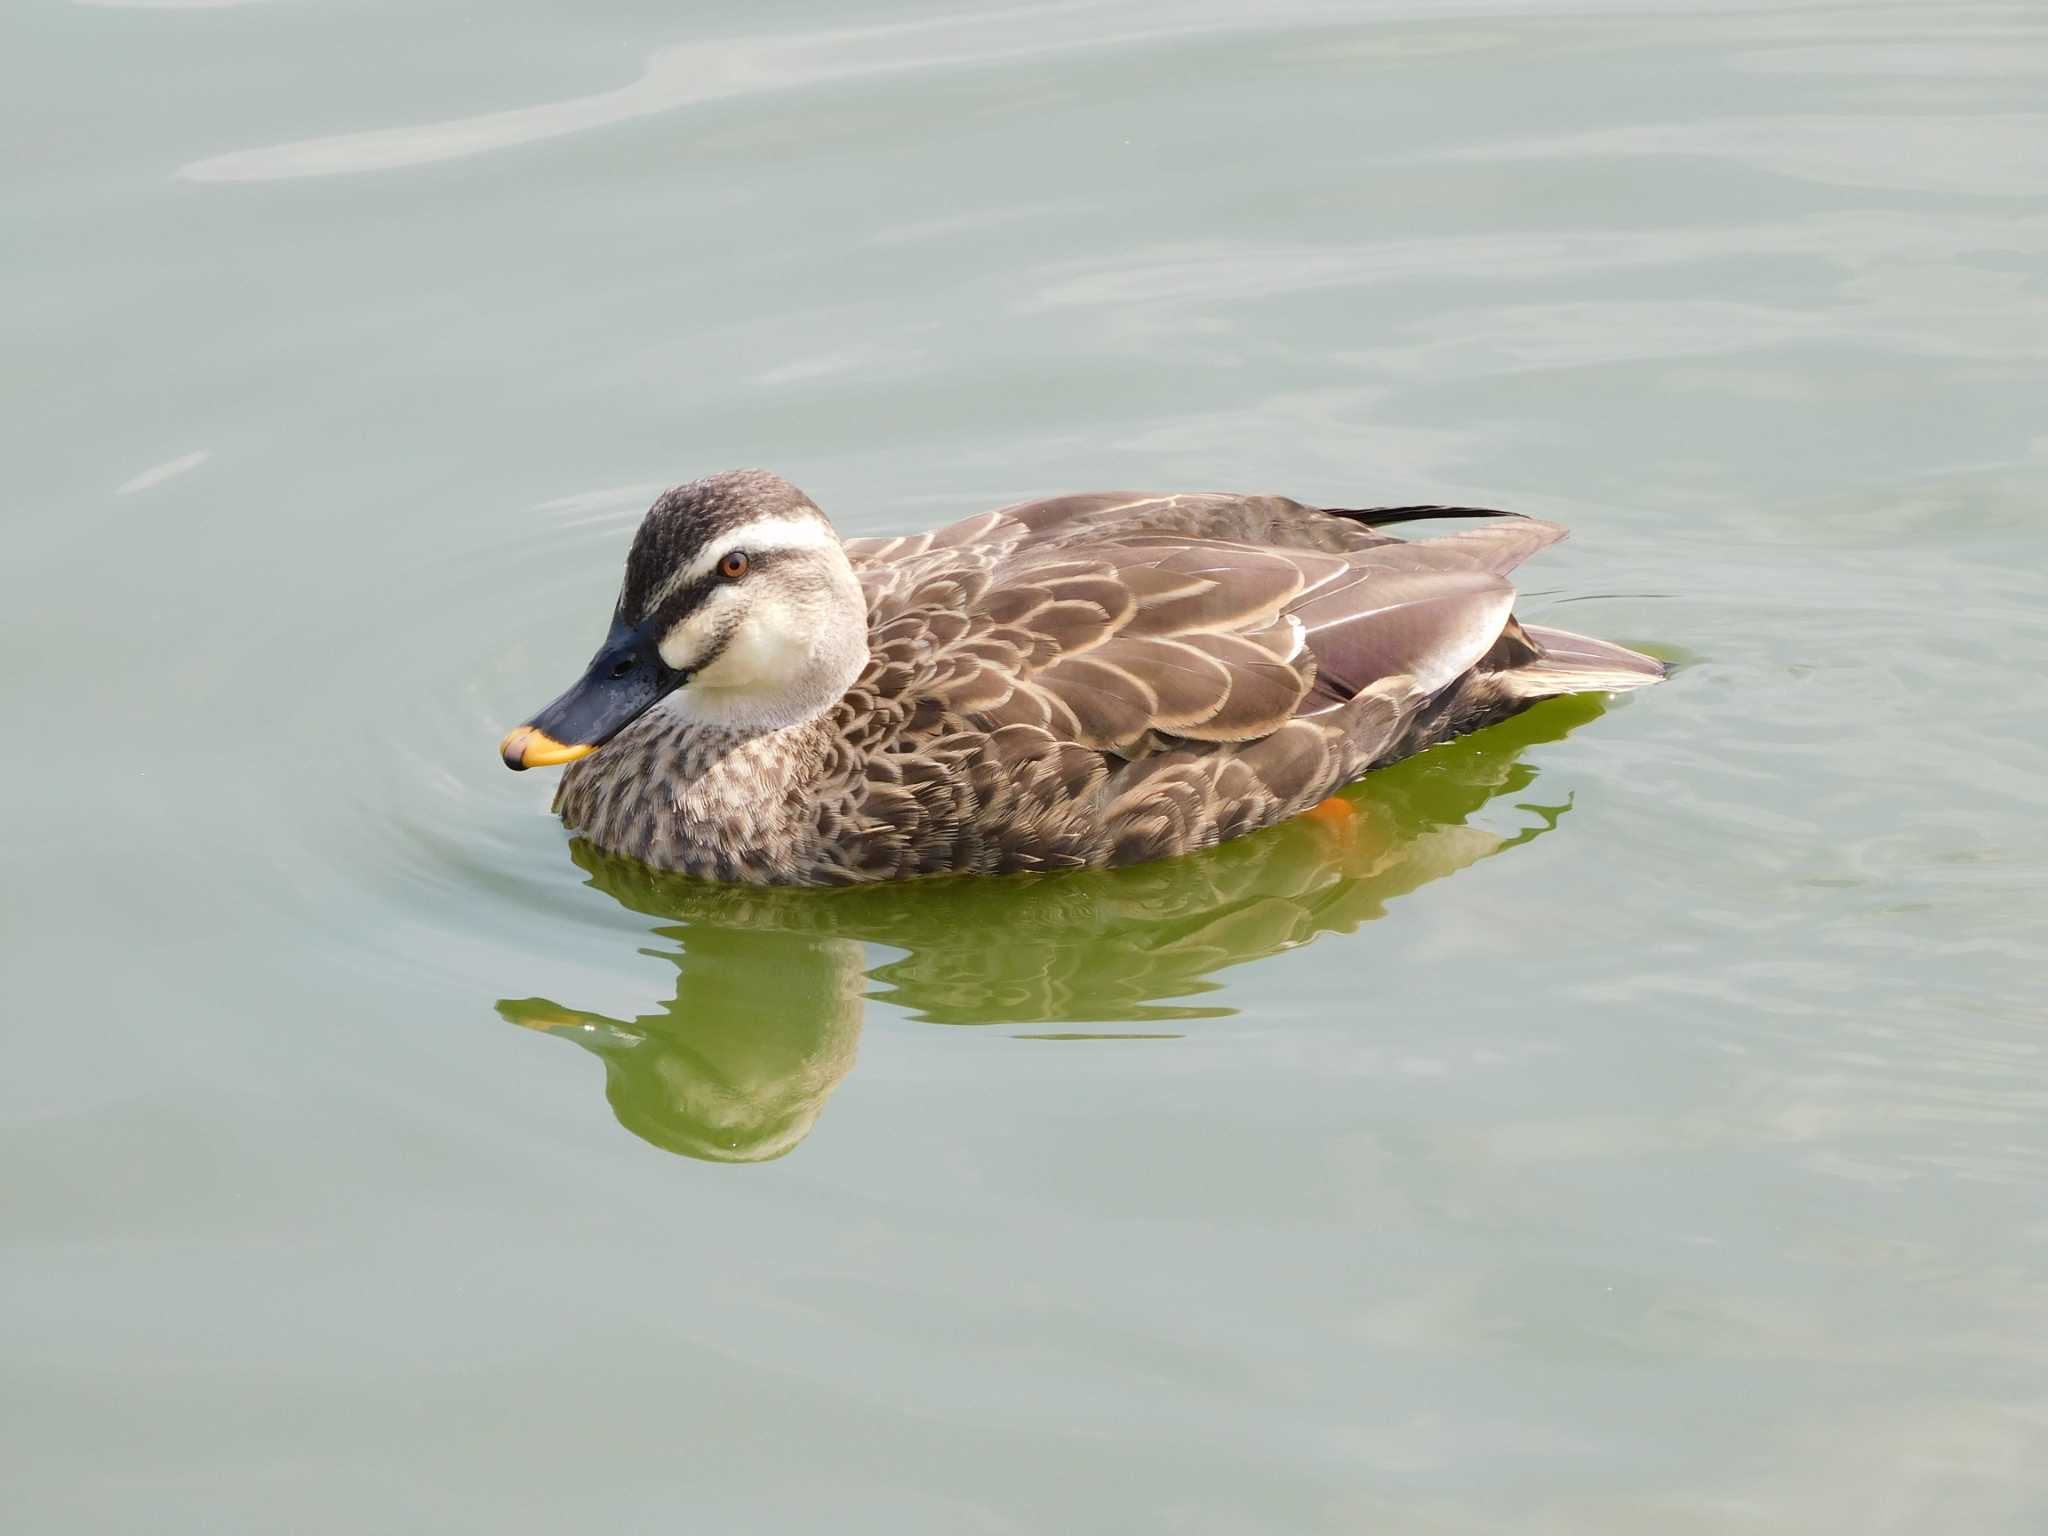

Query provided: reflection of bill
[498,693,1605,1163]
[502,928,864,1164]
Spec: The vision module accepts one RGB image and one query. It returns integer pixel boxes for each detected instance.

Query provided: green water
[6,1,2046,1529]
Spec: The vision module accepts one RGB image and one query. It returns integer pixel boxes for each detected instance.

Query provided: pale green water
[5,1,2047,1529]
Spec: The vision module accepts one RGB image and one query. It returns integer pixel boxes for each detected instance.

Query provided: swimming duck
[499,470,1662,883]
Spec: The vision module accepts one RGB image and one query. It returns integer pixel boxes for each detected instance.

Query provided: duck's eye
[608,653,637,680]
[718,550,750,581]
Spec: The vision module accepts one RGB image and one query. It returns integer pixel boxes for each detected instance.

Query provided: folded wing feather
[849,492,1568,758]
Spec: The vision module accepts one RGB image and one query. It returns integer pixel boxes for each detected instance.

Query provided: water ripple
[179,2,1309,184]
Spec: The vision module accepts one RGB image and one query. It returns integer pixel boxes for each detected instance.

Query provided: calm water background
[5,1,2046,1529]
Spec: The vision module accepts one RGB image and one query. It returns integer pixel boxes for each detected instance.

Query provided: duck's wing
[855,510,1562,756]
[1285,520,1569,709]
[860,537,1315,753]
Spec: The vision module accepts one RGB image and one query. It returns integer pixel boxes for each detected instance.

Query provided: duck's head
[500,470,869,770]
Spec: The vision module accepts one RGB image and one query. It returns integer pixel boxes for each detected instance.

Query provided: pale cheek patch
[657,589,810,686]
[657,604,729,672]
[695,607,810,689]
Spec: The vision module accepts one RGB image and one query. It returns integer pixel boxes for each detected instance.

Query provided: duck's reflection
[497,693,1606,1162]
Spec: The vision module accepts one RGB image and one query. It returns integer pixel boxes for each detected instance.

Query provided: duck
[498,469,1663,884]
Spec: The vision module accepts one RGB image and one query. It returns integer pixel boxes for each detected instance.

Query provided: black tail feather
[1327,504,1525,527]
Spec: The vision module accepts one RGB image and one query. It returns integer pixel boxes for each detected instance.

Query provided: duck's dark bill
[500,621,688,771]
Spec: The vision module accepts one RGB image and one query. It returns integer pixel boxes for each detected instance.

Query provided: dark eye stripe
[647,548,786,630]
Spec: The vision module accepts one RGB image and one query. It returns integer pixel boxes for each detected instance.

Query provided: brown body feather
[555,491,1662,883]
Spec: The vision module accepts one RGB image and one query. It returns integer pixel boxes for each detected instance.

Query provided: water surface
[5,1,2046,1529]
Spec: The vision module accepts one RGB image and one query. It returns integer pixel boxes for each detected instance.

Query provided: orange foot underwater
[1300,796,1357,827]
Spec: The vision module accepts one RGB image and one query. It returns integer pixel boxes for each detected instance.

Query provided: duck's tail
[1331,503,1521,527]
[1502,623,1667,699]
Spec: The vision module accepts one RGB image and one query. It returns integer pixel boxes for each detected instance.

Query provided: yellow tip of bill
[499,725,597,771]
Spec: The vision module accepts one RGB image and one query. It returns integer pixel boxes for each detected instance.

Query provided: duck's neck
[558,587,870,877]
[554,701,840,880]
